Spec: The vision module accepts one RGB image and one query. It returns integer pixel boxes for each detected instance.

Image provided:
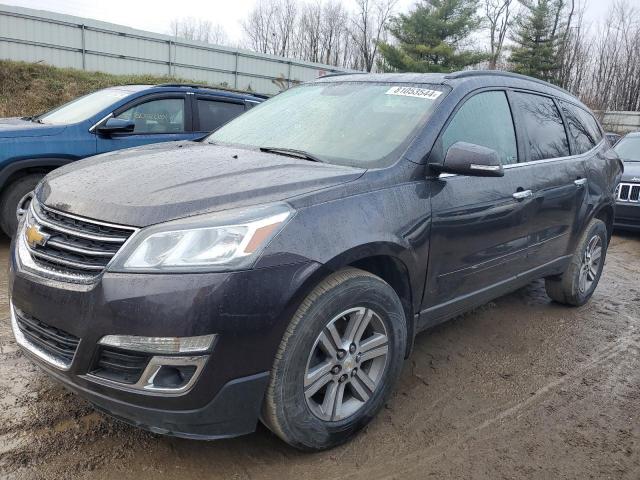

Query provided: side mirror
[97,118,135,135]
[430,142,504,177]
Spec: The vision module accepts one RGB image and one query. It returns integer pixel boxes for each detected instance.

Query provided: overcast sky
[3,0,617,46]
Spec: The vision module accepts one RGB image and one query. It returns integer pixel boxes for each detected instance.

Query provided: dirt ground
[0,232,639,480]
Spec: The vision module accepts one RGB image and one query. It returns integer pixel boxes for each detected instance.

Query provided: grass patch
[0,60,231,117]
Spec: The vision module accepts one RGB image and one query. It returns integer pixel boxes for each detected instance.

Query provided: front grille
[91,347,151,384]
[14,308,80,367]
[25,201,136,280]
[617,183,640,202]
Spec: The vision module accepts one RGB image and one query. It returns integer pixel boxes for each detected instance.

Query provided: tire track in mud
[358,319,640,480]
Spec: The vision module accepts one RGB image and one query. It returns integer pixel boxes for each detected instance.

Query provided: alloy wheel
[304,307,389,422]
[579,235,603,294]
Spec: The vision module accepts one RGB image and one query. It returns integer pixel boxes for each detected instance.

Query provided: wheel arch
[593,203,615,242]
[0,158,73,193]
[319,244,419,358]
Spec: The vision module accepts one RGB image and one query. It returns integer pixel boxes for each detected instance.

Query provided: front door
[97,94,196,153]
[421,90,536,325]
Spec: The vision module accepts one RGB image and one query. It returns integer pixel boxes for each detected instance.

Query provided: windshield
[37,88,133,125]
[614,136,640,161]
[207,82,447,168]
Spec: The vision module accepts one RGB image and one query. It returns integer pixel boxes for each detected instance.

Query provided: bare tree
[242,0,298,56]
[350,0,398,72]
[169,17,229,45]
[484,0,513,69]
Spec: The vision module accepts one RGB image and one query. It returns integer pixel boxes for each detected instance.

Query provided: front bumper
[8,237,321,439]
[614,202,640,231]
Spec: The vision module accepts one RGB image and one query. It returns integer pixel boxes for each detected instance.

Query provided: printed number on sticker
[386,86,442,100]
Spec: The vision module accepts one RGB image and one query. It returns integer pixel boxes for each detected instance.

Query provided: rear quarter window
[561,102,603,154]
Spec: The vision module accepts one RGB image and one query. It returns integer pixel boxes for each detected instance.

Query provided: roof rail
[155,83,270,99]
[444,70,572,96]
[318,71,367,79]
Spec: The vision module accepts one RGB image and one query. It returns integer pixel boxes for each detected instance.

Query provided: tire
[545,218,608,306]
[262,267,407,451]
[0,174,43,237]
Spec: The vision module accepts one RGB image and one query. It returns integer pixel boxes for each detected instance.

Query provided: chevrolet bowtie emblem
[25,224,50,248]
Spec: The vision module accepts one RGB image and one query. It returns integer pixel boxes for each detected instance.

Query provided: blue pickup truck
[0,84,265,236]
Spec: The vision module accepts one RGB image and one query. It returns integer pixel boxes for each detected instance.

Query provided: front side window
[561,102,602,154]
[197,100,244,132]
[207,82,448,168]
[37,88,131,125]
[614,136,640,162]
[441,91,518,165]
[115,98,185,134]
[512,92,570,161]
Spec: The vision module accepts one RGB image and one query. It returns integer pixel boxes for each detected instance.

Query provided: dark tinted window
[512,92,570,161]
[442,91,518,165]
[561,102,602,154]
[197,100,244,131]
[116,98,185,134]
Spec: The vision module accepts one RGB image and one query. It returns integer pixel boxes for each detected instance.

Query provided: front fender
[257,182,433,314]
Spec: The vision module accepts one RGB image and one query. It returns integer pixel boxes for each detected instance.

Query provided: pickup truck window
[512,92,570,161]
[207,82,447,168]
[442,91,518,165]
[197,100,244,132]
[37,88,130,125]
[115,98,185,134]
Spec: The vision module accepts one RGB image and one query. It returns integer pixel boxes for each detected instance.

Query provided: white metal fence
[0,4,349,95]
[598,111,640,134]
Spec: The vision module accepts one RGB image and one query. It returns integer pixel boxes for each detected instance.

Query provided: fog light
[152,365,197,389]
[98,334,216,354]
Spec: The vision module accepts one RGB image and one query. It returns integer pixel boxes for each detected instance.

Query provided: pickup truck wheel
[0,174,43,237]
[545,218,608,306]
[262,268,407,451]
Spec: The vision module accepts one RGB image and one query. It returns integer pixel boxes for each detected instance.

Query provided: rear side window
[561,102,602,154]
[197,100,244,132]
[441,91,518,165]
[115,98,185,134]
[511,92,570,161]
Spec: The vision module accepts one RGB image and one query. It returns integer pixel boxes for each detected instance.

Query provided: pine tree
[377,0,487,73]
[508,0,566,82]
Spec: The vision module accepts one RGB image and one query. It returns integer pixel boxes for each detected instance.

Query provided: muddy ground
[0,232,639,480]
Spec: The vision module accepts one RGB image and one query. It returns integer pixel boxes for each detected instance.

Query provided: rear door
[192,95,246,136]
[423,89,536,320]
[508,91,589,268]
[96,93,196,153]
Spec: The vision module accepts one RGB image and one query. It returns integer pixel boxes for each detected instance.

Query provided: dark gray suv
[8,71,622,451]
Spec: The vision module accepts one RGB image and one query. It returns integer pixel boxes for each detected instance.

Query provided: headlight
[108,203,292,272]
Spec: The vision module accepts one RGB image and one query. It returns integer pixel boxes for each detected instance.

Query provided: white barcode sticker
[386,86,443,100]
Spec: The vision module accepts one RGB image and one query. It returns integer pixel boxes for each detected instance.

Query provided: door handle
[574,178,587,187]
[512,190,533,200]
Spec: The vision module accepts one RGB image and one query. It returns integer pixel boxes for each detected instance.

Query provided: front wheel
[545,218,608,306]
[262,268,407,451]
[0,174,43,237]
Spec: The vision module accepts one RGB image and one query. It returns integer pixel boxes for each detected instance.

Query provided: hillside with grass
[0,60,225,118]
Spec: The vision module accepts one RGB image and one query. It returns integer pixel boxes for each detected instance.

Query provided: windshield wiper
[260,147,324,163]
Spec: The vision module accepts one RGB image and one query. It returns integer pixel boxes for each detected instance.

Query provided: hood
[38,142,365,227]
[0,117,67,138]
[621,160,640,182]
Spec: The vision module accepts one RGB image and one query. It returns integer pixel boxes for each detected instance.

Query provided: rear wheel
[0,174,43,237]
[262,268,407,451]
[545,218,608,306]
